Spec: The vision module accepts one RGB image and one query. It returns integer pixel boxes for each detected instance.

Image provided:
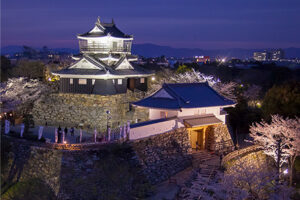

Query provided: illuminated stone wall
[1,136,150,199]
[206,124,234,152]
[31,90,148,131]
[131,127,192,184]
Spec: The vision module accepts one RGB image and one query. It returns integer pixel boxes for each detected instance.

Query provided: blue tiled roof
[130,117,176,129]
[133,83,235,109]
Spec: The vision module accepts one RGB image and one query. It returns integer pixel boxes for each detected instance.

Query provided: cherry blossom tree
[0,77,49,113]
[178,157,293,199]
[147,68,237,101]
[250,115,300,185]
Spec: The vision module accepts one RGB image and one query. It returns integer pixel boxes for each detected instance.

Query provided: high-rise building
[253,49,284,61]
[270,49,284,61]
[253,51,268,61]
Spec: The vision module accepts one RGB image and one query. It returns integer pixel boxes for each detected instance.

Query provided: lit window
[112,79,115,84]
[92,79,95,85]
[70,78,73,84]
[118,79,122,85]
[140,78,145,83]
[79,79,87,85]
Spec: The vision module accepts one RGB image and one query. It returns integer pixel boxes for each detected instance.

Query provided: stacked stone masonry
[206,124,234,152]
[2,128,192,199]
[131,128,192,184]
[32,90,149,131]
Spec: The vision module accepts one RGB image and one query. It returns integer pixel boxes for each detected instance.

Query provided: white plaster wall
[149,109,178,120]
[129,119,184,140]
[149,107,228,123]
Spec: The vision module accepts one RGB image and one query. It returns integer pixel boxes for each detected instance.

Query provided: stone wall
[2,129,192,199]
[32,90,148,131]
[1,136,150,200]
[206,124,234,152]
[131,128,192,184]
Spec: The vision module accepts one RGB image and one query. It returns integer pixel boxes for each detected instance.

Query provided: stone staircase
[191,150,219,168]
[191,150,220,181]
[177,151,221,199]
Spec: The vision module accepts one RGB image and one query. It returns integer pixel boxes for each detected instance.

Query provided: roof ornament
[111,18,115,25]
[96,16,101,26]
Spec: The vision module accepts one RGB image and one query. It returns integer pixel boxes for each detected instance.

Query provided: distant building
[253,51,268,61]
[52,17,153,95]
[253,49,284,61]
[270,49,284,61]
[194,56,210,64]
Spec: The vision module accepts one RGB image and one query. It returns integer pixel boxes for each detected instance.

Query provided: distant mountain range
[2,44,300,59]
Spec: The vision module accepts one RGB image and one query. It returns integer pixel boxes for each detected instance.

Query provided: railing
[79,46,131,53]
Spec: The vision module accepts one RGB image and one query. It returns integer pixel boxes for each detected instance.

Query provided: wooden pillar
[203,127,207,149]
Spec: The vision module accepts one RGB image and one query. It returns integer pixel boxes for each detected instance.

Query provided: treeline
[1,56,45,82]
[185,62,300,92]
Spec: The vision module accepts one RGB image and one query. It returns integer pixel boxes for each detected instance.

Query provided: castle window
[92,79,95,85]
[79,79,87,85]
[118,79,122,85]
[140,78,145,83]
[70,78,73,84]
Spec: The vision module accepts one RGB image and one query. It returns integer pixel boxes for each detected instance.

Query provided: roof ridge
[204,83,235,103]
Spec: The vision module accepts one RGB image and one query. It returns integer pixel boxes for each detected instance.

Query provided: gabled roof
[52,55,153,77]
[114,56,134,70]
[78,17,132,39]
[133,83,235,110]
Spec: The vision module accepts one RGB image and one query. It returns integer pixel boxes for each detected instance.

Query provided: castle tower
[52,17,153,95]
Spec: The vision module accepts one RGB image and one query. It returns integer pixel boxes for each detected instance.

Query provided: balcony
[79,46,131,54]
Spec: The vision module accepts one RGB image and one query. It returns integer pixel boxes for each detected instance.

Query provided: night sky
[2,0,300,49]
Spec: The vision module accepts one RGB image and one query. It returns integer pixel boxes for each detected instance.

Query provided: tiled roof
[78,23,132,39]
[130,117,177,129]
[133,83,235,109]
[53,56,153,77]
[184,114,223,127]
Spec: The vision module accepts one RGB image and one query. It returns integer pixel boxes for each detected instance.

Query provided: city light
[151,76,156,81]
[283,169,288,174]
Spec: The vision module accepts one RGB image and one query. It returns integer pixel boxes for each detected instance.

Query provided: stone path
[147,150,220,200]
[9,125,94,144]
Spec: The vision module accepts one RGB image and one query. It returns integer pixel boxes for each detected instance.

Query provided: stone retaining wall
[221,145,263,166]
[32,90,148,131]
[2,128,192,199]
[131,128,192,184]
[206,124,234,152]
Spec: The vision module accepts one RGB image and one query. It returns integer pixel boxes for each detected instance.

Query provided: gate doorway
[188,126,208,150]
[127,78,135,91]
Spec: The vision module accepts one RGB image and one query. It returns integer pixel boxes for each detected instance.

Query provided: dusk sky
[2,0,300,49]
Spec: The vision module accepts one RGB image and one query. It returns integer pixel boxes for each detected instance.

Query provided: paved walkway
[147,150,220,200]
[9,125,95,144]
